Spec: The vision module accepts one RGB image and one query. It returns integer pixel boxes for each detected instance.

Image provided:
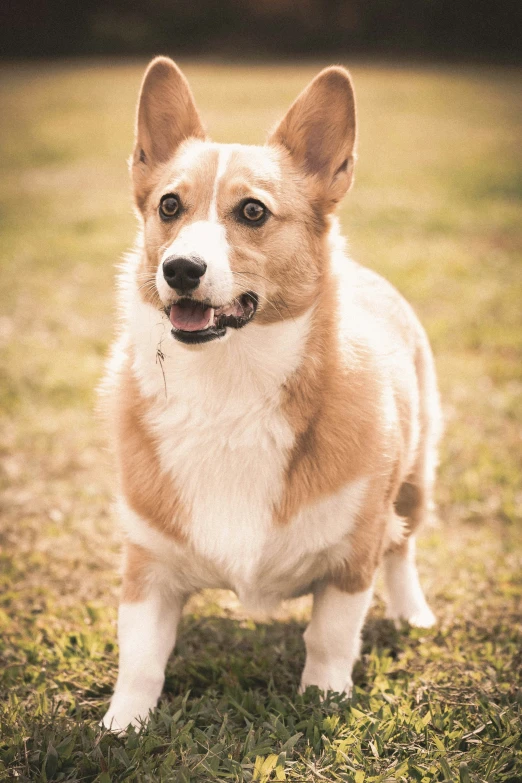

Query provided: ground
[0,60,521,782]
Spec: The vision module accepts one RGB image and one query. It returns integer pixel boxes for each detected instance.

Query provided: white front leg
[300,582,374,696]
[102,589,183,732]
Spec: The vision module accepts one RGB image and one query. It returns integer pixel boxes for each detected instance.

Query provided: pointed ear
[269,66,356,205]
[132,57,205,207]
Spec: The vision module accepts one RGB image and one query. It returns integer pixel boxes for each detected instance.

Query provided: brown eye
[159,194,180,220]
[241,200,266,224]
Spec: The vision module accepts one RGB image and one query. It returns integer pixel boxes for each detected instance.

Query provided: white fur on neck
[127,275,313,582]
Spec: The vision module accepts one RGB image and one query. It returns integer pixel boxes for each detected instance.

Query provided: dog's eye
[240,200,267,225]
[159,194,181,220]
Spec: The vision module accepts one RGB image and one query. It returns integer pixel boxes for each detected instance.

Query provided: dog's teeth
[207,308,215,328]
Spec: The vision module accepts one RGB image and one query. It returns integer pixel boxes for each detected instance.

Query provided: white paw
[300,661,354,697]
[101,693,159,733]
[386,601,436,629]
[101,710,130,735]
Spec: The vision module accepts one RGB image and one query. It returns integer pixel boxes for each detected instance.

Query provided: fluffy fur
[101,57,442,731]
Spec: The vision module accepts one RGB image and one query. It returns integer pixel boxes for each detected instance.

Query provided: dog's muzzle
[166,292,258,344]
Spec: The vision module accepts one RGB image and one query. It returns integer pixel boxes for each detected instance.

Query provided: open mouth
[166,292,258,344]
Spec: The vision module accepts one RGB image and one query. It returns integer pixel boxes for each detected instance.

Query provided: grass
[0,59,521,782]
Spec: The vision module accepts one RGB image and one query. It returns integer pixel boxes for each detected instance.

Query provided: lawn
[0,59,521,782]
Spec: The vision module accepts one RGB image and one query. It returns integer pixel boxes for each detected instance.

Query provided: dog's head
[132,58,356,345]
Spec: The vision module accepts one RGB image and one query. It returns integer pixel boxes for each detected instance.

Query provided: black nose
[162,256,207,293]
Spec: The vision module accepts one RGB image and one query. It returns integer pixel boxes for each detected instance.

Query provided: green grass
[1,60,521,782]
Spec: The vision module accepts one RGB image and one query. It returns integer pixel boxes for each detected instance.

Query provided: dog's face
[132,58,356,345]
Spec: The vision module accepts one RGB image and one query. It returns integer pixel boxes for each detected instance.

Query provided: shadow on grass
[163,613,402,700]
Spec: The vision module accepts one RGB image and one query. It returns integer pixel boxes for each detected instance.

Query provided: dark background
[1,0,520,62]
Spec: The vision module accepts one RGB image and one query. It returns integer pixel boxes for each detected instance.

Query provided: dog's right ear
[132,57,205,209]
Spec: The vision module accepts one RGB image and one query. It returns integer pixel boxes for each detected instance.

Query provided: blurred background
[1,3,521,780]
[0,0,520,62]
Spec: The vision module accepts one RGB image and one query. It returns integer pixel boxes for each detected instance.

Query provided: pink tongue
[170,301,212,332]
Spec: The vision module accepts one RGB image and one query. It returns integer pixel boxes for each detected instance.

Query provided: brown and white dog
[101,57,442,731]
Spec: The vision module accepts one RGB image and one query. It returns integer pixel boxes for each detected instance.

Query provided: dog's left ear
[269,66,356,205]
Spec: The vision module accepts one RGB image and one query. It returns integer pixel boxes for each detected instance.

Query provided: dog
[101,57,441,731]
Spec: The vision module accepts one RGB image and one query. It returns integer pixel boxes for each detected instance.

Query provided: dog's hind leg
[383,533,435,628]
[383,337,440,628]
[383,462,437,629]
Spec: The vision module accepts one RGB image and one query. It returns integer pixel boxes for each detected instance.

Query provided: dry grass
[0,60,521,782]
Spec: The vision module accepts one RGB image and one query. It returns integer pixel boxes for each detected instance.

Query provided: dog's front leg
[102,543,183,732]
[300,581,374,696]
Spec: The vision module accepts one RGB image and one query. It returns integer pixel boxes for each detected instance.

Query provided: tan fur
[276,274,385,526]
[272,249,434,589]
[102,61,442,730]
[121,541,155,603]
[110,60,439,594]
[116,358,187,542]
[132,57,205,210]
[270,66,357,204]
[134,139,329,324]
[331,479,392,593]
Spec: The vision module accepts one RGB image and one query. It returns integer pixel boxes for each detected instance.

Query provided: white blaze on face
[208,146,234,222]
[155,146,236,306]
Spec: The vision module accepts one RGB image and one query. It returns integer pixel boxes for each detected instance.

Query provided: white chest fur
[147,366,296,585]
[122,296,369,608]
[130,298,306,577]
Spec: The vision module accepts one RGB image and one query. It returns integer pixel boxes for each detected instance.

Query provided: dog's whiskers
[138,280,157,292]
[232,272,294,323]
[233,270,295,320]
